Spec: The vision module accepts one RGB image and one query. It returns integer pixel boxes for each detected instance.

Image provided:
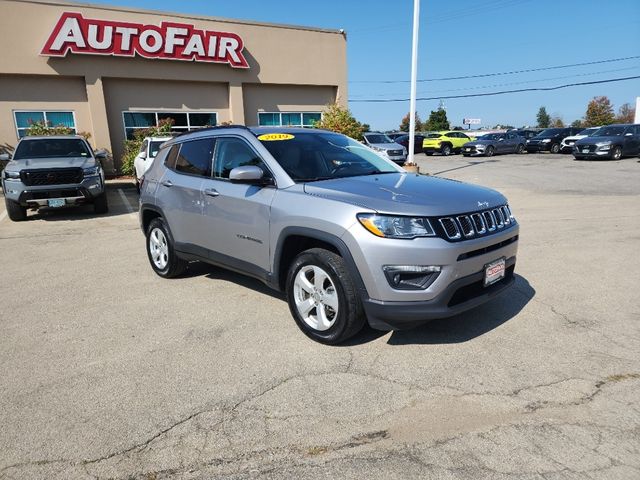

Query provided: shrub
[120,118,174,176]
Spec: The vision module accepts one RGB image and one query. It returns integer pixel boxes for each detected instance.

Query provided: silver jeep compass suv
[139,126,519,344]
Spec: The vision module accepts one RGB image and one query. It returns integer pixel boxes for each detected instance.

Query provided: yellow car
[422,131,476,156]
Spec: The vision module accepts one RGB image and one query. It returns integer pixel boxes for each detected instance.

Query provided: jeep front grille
[438,205,515,241]
[20,168,83,186]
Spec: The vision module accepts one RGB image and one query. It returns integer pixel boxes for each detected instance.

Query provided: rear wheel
[5,198,26,221]
[485,146,495,157]
[611,146,622,160]
[441,144,452,156]
[516,144,525,154]
[146,217,187,278]
[550,143,560,154]
[93,192,109,214]
[286,248,365,344]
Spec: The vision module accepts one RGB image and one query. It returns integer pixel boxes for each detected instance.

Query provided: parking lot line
[117,188,135,214]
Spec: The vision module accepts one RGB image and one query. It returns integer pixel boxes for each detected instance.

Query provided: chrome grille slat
[438,205,514,241]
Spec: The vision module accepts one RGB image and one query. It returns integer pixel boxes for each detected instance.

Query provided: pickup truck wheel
[286,248,365,345]
[93,192,109,214]
[5,198,27,221]
[146,218,187,278]
[550,143,560,154]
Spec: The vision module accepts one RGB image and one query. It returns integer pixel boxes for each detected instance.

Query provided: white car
[560,127,599,153]
[134,136,172,190]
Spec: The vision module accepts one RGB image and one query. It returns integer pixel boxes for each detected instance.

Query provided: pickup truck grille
[20,168,83,186]
[438,205,514,241]
[387,150,403,156]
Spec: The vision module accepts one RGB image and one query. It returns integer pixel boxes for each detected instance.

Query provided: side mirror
[0,153,10,161]
[139,151,147,159]
[229,165,270,185]
[94,149,108,160]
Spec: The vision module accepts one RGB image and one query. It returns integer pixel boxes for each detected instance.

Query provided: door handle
[204,188,220,197]
[161,180,173,187]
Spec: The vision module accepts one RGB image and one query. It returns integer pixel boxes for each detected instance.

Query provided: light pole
[405,0,420,173]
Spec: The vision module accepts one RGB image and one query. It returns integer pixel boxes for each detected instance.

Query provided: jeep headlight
[83,165,100,177]
[3,170,20,180]
[541,139,551,143]
[357,214,435,239]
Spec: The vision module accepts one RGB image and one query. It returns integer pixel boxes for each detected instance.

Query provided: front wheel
[516,144,525,154]
[5,198,26,221]
[286,248,365,344]
[611,146,622,160]
[550,143,560,154]
[485,146,495,157]
[146,218,187,278]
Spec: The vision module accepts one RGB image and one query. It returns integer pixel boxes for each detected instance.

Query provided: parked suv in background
[361,132,407,164]
[422,131,475,156]
[134,136,172,191]
[525,127,583,153]
[559,127,599,153]
[574,124,640,160]
[1,136,108,221]
[393,133,425,154]
[140,126,519,344]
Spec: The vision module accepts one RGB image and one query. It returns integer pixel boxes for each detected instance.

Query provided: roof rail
[175,124,251,138]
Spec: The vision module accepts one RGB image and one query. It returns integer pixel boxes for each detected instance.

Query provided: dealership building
[0,0,347,172]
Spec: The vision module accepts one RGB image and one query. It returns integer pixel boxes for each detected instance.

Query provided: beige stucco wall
[103,79,230,161]
[0,0,347,171]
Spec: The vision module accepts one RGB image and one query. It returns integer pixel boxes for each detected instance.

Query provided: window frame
[257,111,323,128]
[121,111,218,139]
[211,135,275,184]
[13,110,77,139]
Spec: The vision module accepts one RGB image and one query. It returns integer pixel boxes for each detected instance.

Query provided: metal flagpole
[406,0,420,171]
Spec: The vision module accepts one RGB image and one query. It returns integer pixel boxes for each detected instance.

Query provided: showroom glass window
[13,111,76,138]
[122,111,218,139]
[258,112,321,128]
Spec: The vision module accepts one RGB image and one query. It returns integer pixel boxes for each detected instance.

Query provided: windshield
[364,134,392,144]
[149,141,164,158]
[592,126,625,137]
[536,128,564,137]
[579,128,598,136]
[14,138,90,160]
[258,132,399,182]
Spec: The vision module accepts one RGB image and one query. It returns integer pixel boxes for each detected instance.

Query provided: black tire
[441,144,452,156]
[516,144,525,154]
[485,146,495,157]
[146,217,187,278]
[93,192,109,214]
[5,198,26,221]
[574,155,585,160]
[611,146,622,160]
[286,248,365,345]
[550,143,560,154]
[425,152,433,156]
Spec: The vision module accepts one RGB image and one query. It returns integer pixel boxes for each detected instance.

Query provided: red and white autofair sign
[41,12,249,68]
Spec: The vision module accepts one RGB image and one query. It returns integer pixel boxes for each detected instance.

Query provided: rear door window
[174,138,215,177]
[164,144,180,169]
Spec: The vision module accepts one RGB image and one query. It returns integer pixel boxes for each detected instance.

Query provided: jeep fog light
[383,265,441,290]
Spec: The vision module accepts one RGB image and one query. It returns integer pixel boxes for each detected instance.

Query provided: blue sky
[86,0,639,130]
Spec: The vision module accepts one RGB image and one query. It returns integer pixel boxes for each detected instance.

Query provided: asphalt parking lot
[1,152,639,479]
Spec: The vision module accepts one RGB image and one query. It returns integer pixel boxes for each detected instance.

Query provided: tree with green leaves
[571,119,584,128]
[424,108,450,131]
[314,102,366,141]
[584,96,615,127]
[399,112,422,132]
[550,117,565,128]
[536,107,551,128]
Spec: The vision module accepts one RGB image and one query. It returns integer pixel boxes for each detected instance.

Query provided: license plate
[484,258,506,287]
[47,198,65,208]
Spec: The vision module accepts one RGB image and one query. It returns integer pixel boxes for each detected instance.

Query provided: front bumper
[3,176,104,206]
[363,256,516,330]
[525,143,551,152]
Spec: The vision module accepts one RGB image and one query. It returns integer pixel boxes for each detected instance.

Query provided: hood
[369,142,404,151]
[563,135,587,142]
[303,173,506,217]
[576,135,618,144]
[6,156,95,171]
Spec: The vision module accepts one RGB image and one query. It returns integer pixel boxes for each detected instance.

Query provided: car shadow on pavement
[383,274,535,346]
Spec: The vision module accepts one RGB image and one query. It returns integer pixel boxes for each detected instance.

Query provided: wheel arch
[273,227,369,298]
